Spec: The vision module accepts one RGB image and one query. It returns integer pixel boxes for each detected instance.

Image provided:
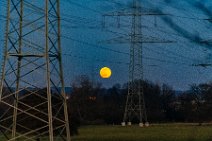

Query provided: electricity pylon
[102,0,173,127]
[0,0,71,140]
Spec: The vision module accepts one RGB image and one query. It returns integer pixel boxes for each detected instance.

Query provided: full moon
[100,67,112,79]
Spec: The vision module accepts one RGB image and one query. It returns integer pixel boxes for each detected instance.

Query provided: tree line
[68,75,212,128]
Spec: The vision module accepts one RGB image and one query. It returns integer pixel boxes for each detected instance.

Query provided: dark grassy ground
[1,124,212,141]
[71,124,212,141]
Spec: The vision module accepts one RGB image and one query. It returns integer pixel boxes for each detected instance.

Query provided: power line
[0,0,209,63]
[0,14,196,66]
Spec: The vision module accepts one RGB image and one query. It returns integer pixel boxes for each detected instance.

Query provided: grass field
[72,124,212,141]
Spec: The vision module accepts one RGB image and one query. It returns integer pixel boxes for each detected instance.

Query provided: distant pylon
[0,0,71,140]
[123,0,147,127]
[102,0,173,126]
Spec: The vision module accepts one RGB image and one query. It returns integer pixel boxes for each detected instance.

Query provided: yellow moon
[100,67,112,79]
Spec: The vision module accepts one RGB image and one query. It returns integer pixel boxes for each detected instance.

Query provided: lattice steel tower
[103,0,172,127]
[123,0,147,127]
[0,0,71,140]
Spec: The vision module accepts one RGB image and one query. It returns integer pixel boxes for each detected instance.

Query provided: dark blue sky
[0,0,211,90]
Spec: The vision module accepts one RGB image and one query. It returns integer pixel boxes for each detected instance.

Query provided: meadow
[72,124,212,141]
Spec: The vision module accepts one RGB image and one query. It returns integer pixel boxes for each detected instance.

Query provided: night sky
[0,0,211,91]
